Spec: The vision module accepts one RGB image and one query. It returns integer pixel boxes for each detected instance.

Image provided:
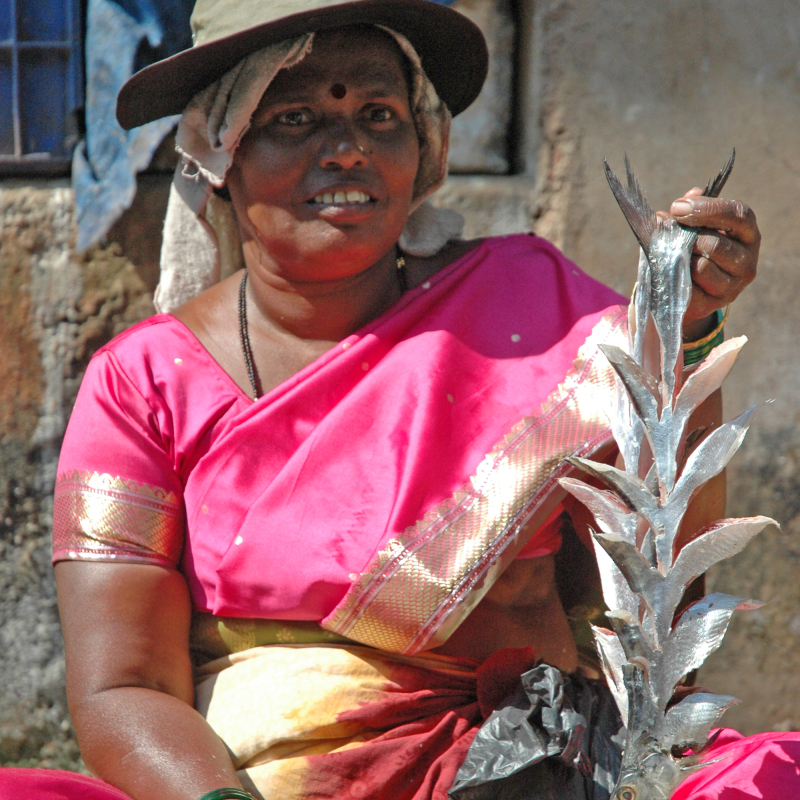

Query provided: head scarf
[155,27,464,312]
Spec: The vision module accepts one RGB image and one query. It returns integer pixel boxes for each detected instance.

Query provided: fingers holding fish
[682,241,748,326]
[671,194,760,247]
[669,194,759,325]
[671,195,760,292]
[681,289,720,333]
[683,232,745,321]
[692,231,750,296]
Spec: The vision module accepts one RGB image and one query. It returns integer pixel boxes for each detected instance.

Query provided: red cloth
[6,730,800,799]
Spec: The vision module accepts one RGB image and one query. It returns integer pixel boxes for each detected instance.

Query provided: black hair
[213,184,232,201]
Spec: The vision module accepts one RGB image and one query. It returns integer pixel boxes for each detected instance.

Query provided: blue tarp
[72,0,192,252]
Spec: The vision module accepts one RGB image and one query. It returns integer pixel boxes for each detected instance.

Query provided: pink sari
[52,234,627,652]
[19,234,797,799]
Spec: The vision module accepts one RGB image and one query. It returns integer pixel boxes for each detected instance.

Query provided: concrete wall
[506,0,800,735]
[1,0,799,767]
[0,184,155,767]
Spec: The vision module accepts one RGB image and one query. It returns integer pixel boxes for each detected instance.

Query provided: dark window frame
[0,0,84,176]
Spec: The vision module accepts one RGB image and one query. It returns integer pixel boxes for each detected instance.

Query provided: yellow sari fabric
[195,643,482,799]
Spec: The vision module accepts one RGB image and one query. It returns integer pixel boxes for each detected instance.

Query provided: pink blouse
[53,234,625,621]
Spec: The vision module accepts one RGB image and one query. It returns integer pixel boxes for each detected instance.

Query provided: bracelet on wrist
[682,306,728,367]
[196,789,257,800]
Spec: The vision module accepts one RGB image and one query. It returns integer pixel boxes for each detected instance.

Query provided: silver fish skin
[612,752,681,800]
[609,667,735,800]
[559,152,778,800]
[602,151,735,494]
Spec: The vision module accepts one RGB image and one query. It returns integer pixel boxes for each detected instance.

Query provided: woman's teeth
[313,191,371,205]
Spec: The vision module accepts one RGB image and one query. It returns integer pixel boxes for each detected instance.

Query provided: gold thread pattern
[321,310,627,654]
[52,471,184,567]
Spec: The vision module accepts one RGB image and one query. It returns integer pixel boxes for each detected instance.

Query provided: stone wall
[2,0,800,769]
[0,185,155,767]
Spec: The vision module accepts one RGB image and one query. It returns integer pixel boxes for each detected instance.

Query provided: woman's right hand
[669,189,760,339]
[56,561,243,800]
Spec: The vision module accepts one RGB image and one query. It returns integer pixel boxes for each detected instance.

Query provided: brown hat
[116,0,488,130]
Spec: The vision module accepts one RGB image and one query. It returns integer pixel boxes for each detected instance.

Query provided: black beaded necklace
[237,269,262,400]
[238,250,408,400]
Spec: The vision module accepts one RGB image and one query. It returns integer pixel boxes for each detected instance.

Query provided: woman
[1,0,792,798]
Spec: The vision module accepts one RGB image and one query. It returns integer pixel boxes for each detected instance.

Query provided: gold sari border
[51,546,177,567]
[52,470,184,566]
[321,309,627,654]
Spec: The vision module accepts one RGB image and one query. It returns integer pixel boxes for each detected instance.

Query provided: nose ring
[357,145,365,154]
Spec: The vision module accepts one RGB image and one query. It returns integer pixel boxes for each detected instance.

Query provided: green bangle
[683,307,728,366]
[197,790,257,800]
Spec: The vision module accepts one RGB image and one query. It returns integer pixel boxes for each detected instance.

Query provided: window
[0,0,83,174]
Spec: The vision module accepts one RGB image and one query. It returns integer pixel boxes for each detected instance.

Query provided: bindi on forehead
[261,51,409,108]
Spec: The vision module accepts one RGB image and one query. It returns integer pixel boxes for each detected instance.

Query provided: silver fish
[559,152,778,800]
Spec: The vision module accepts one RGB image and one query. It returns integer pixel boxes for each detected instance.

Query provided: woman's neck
[243,245,404,344]
[169,238,483,400]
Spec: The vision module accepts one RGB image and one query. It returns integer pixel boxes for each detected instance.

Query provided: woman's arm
[675,386,726,546]
[56,561,243,800]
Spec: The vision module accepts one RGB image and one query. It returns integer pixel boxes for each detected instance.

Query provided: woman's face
[226,26,421,283]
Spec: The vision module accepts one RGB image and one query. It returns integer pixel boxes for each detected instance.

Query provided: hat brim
[116,0,488,130]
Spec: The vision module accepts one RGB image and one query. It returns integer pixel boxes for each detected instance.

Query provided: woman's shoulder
[414,233,626,306]
[88,313,247,403]
[413,232,598,272]
[466,233,601,276]
[479,233,628,311]
[405,234,535,287]
[93,314,201,371]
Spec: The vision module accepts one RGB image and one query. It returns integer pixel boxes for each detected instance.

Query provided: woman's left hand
[667,187,760,341]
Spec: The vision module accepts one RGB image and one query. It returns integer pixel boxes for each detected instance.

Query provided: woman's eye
[277,110,312,126]
[367,107,393,123]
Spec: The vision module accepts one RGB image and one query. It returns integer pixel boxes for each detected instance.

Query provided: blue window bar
[0,0,83,174]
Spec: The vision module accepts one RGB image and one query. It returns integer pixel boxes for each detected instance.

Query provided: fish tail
[702,149,735,198]
[604,156,658,255]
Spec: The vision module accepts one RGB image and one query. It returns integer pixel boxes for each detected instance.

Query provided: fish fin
[659,594,763,703]
[593,533,664,607]
[670,406,760,533]
[702,149,735,198]
[599,343,661,425]
[566,456,657,521]
[671,519,775,593]
[661,693,738,754]
[679,753,733,772]
[673,337,748,431]
[559,477,637,540]
[604,156,658,254]
[678,729,734,771]
[592,625,630,720]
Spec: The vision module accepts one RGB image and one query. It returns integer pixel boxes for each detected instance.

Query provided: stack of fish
[559,152,775,800]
